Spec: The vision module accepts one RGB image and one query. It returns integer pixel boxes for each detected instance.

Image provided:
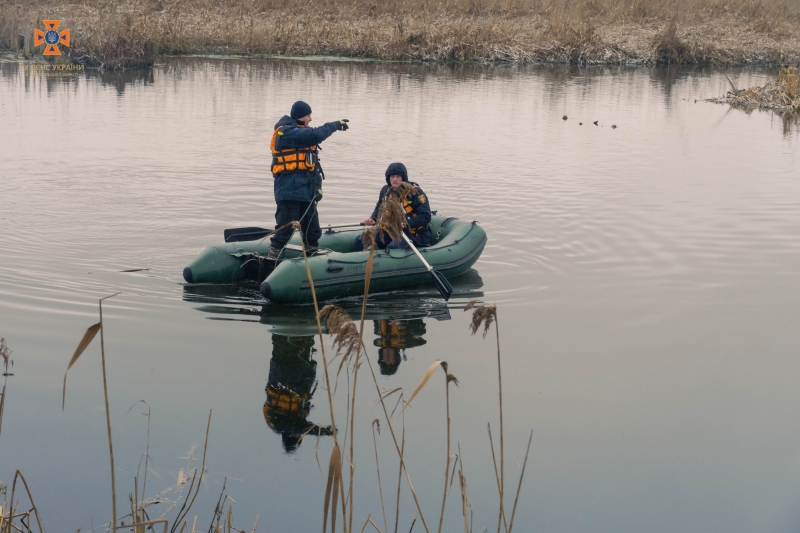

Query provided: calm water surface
[1,56,799,532]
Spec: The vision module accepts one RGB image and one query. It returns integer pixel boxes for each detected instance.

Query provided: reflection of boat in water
[263,334,333,452]
[182,269,485,335]
[182,216,487,304]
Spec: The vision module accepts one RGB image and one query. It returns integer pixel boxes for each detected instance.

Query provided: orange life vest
[270,125,318,175]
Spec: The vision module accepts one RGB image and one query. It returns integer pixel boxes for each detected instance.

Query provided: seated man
[355,162,432,251]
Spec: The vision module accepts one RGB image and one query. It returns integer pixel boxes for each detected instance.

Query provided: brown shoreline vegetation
[710,66,799,132]
[1,0,800,69]
[711,66,800,110]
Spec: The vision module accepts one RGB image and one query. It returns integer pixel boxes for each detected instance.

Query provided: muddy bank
[1,0,799,68]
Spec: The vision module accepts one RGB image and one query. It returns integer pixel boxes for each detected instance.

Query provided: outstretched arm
[280,121,339,147]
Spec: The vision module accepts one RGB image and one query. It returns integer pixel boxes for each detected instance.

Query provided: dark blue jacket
[272,115,339,202]
[370,182,432,247]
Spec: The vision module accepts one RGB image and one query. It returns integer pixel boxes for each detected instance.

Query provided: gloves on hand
[336,119,349,131]
[315,189,324,202]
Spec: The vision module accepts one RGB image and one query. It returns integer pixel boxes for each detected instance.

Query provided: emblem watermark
[34,19,70,56]
[19,63,85,77]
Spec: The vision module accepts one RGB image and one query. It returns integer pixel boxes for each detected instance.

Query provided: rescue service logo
[34,20,70,56]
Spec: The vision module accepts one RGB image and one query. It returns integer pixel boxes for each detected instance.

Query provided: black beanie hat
[384,162,408,185]
[290,101,312,120]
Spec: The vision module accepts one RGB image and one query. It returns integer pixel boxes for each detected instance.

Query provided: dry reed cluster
[709,66,799,133]
[297,205,532,533]
[360,184,414,251]
[712,66,800,110]
[2,294,254,533]
[1,0,800,67]
[2,201,531,533]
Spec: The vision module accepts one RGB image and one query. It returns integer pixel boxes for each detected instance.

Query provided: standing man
[269,101,349,258]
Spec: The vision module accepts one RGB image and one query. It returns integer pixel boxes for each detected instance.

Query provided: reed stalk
[364,351,430,533]
[7,470,44,533]
[506,431,533,533]
[464,301,506,532]
[99,293,121,532]
[0,375,7,439]
[300,225,340,445]
[457,444,470,533]
[494,311,504,533]
[394,408,405,533]
[437,364,456,533]
[298,226,350,533]
[486,423,503,525]
[347,248,375,533]
[209,477,228,533]
[126,400,152,528]
[371,420,389,533]
[171,409,213,532]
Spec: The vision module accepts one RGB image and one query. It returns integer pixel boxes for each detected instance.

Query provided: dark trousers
[270,200,321,249]
[354,231,410,251]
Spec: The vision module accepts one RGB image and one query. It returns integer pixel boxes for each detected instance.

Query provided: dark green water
[1,55,799,532]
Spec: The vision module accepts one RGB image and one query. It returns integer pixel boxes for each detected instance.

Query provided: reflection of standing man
[263,334,332,452]
[373,319,427,375]
[268,101,349,258]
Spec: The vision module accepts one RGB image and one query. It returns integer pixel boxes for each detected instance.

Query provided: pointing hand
[337,119,350,131]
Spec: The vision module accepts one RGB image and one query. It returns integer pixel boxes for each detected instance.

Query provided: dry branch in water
[711,66,800,111]
[0,337,12,374]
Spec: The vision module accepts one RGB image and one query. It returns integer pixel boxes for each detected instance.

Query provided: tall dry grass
[713,65,800,109]
[296,192,533,533]
[1,0,799,66]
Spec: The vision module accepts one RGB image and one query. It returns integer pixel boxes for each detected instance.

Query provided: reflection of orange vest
[264,384,310,426]
[270,126,317,175]
[377,321,407,348]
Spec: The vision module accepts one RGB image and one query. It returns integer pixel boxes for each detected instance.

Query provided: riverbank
[1,0,799,68]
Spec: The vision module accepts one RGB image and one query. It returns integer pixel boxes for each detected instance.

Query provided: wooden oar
[224,223,364,243]
[401,233,453,301]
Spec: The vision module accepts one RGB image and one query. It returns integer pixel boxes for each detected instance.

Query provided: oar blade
[429,269,453,301]
[224,227,270,243]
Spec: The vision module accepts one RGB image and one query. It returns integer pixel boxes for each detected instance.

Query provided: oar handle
[324,222,366,232]
[401,233,433,271]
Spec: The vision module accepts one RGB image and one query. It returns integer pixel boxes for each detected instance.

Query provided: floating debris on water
[593,120,599,125]
[612,124,617,129]
[1,336,13,376]
[562,115,568,120]
[710,67,800,113]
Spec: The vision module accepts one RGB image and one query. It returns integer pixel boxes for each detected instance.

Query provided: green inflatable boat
[182,216,487,304]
